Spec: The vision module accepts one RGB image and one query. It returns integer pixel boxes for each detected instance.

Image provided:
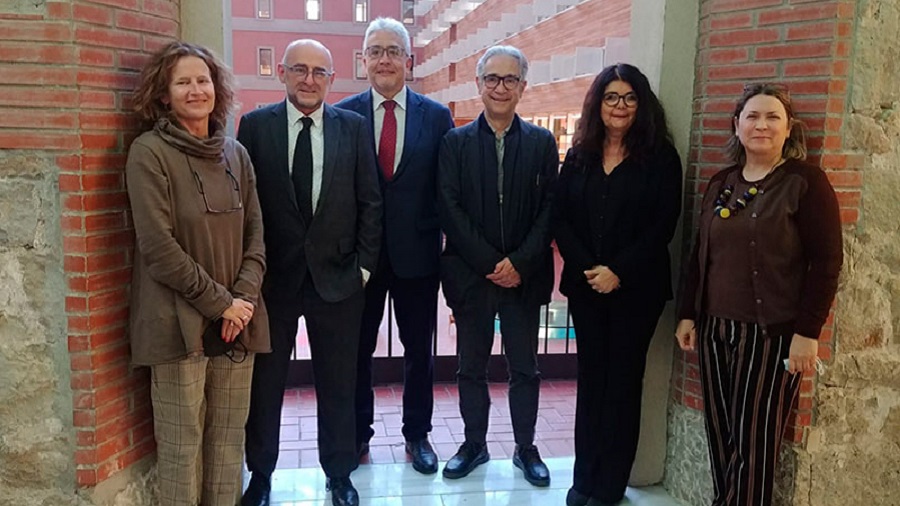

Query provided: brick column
[666,0,861,504]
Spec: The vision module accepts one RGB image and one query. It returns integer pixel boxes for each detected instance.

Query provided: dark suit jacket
[438,114,558,309]
[553,143,682,302]
[334,88,454,279]
[237,101,382,312]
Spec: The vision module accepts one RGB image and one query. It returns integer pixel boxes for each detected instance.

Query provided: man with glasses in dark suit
[237,39,382,506]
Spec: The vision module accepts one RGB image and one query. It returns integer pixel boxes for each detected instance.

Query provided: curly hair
[725,83,807,165]
[572,63,672,161]
[132,41,236,126]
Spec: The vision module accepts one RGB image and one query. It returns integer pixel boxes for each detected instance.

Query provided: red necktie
[378,100,397,180]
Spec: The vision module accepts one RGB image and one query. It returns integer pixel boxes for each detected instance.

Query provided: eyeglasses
[189,156,243,214]
[283,64,333,82]
[744,82,789,93]
[364,45,407,60]
[603,92,639,108]
[482,74,521,90]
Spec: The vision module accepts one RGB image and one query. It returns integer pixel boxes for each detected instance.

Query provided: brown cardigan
[677,158,843,339]
[126,119,269,366]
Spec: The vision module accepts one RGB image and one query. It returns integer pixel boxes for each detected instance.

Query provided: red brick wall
[673,0,858,443]
[0,0,180,488]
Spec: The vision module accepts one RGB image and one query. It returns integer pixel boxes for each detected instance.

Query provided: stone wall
[793,1,900,504]
[0,154,83,506]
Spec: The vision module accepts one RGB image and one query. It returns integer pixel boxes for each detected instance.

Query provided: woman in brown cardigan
[127,41,268,505]
[675,83,842,506]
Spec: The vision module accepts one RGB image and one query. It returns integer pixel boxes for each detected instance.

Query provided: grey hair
[364,17,412,56]
[476,45,529,81]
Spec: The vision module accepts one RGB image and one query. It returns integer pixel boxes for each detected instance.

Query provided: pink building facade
[229,0,420,121]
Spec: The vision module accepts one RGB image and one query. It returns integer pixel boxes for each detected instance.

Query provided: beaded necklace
[714,158,784,219]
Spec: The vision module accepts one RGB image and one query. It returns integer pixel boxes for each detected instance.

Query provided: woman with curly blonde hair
[126,41,269,505]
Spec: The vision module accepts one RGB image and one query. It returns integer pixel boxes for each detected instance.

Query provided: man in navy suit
[438,45,557,487]
[335,17,454,476]
[238,39,382,506]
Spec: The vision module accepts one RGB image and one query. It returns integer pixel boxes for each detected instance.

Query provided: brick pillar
[666,1,861,504]
[0,0,179,500]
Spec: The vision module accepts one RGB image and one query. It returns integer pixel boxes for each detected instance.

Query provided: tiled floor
[270,381,685,505]
[277,381,577,469]
[265,458,683,505]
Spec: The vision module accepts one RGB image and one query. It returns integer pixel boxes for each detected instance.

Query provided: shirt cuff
[361,267,371,286]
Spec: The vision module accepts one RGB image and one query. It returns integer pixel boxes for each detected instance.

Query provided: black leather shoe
[566,487,590,506]
[241,474,271,506]
[405,438,438,474]
[442,441,489,479]
[513,444,550,487]
[328,476,359,506]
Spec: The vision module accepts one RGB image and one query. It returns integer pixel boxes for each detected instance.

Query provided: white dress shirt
[372,86,407,172]
[286,101,325,213]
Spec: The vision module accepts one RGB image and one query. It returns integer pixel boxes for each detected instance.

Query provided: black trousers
[454,285,541,446]
[698,315,801,506]
[245,278,363,480]
[356,256,438,444]
[568,292,665,503]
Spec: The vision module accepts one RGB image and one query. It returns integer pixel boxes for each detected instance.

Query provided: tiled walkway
[277,381,577,470]
[268,380,685,504]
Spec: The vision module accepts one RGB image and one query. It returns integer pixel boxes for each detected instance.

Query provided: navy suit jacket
[237,101,382,312]
[335,88,454,279]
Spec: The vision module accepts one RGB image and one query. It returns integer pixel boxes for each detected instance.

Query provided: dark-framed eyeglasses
[283,64,333,82]
[482,74,521,90]
[364,45,407,60]
[603,92,639,108]
[189,156,243,214]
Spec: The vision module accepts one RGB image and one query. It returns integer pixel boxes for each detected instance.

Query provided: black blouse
[553,143,683,301]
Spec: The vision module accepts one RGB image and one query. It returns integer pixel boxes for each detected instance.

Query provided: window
[406,54,415,82]
[354,51,367,80]
[306,0,321,20]
[401,0,415,24]
[258,47,274,77]
[257,0,271,19]
[354,0,368,23]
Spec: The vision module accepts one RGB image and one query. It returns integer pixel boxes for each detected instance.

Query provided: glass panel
[354,51,367,80]
[354,0,368,23]
[402,0,415,24]
[258,47,273,76]
[306,0,321,20]
[257,0,271,19]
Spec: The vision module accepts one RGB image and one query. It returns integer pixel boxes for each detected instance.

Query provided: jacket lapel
[394,90,423,180]
[318,103,341,213]
[270,101,302,217]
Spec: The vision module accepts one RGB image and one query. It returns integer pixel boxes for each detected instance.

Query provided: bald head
[278,38,335,115]
[283,39,333,69]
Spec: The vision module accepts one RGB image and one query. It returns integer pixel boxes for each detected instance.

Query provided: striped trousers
[698,316,801,506]
[151,353,255,506]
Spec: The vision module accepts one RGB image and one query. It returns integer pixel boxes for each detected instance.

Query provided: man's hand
[585,265,620,293]
[675,319,697,351]
[486,257,522,288]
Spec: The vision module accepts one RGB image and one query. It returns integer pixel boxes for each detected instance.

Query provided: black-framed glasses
[364,45,407,59]
[189,156,243,214]
[482,74,521,89]
[603,92,639,108]
[283,64,333,82]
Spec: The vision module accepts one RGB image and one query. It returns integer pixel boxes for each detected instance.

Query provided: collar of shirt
[372,86,408,112]
[478,113,517,139]
[287,100,325,128]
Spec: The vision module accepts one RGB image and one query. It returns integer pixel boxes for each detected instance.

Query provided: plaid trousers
[151,353,255,506]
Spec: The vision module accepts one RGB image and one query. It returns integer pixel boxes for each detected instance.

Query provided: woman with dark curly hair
[675,83,842,506]
[126,41,269,505]
[553,63,682,506]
